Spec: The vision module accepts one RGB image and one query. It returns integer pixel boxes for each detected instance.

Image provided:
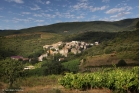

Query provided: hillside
[0,18,139,36]
[0,18,139,62]
[0,32,63,59]
[0,18,139,93]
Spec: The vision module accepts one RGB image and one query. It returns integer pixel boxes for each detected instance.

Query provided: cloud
[3,19,10,23]
[99,17,110,21]
[90,15,98,20]
[36,0,45,4]
[33,14,43,17]
[106,7,125,14]
[5,0,24,4]
[72,1,108,12]
[22,12,31,15]
[35,20,44,22]
[12,17,34,23]
[45,14,55,18]
[64,13,75,19]
[0,7,3,10]
[136,6,139,8]
[55,11,75,19]
[79,0,88,2]
[33,13,56,19]
[46,1,50,5]
[13,18,28,23]
[126,6,132,11]
[102,0,110,3]
[0,16,4,18]
[30,4,41,10]
[90,6,109,12]
[76,15,84,19]
[106,6,132,14]
[99,17,125,21]
[110,12,131,18]
[72,2,88,10]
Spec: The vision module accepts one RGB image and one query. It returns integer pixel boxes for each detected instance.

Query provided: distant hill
[0,18,139,36]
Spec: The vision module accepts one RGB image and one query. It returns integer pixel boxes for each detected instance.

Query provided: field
[79,54,139,72]
[0,75,110,93]
[1,67,139,93]
[59,67,139,93]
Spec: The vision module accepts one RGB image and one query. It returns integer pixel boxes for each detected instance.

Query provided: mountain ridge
[0,18,139,36]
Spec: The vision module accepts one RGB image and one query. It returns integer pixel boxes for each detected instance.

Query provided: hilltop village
[38,41,99,61]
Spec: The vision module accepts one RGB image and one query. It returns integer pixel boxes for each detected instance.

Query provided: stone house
[95,42,99,45]
[24,65,35,70]
[59,47,69,57]
[71,48,81,54]
[38,53,48,61]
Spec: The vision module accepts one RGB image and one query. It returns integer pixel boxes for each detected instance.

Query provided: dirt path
[16,85,111,93]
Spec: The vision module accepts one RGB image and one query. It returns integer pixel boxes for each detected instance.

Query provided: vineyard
[59,67,139,93]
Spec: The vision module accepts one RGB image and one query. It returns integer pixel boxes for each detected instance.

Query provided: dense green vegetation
[62,59,80,73]
[25,58,80,76]
[69,30,139,61]
[0,59,24,88]
[59,67,139,92]
[63,31,116,42]
[26,61,66,76]
[0,33,62,60]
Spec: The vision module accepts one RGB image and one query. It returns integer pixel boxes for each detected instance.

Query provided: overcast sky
[0,0,139,30]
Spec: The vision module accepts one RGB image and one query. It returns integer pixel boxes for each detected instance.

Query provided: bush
[62,59,80,73]
[25,67,47,76]
[116,59,127,66]
[104,47,114,54]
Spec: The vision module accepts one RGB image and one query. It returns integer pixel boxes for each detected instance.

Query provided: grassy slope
[68,30,139,59]
[77,30,139,72]
[0,32,63,58]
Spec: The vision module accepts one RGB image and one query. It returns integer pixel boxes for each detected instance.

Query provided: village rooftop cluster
[10,41,99,69]
[39,41,99,61]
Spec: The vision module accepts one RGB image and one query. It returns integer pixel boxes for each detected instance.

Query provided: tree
[0,58,24,88]
[42,61,65,75]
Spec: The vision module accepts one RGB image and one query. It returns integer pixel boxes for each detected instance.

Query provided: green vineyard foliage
[58,67,139,92]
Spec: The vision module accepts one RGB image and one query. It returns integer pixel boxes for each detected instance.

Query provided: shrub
[62,59,80,73]
[25,67,47,76]
[116,59,127,66]
[104,47,114,54]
